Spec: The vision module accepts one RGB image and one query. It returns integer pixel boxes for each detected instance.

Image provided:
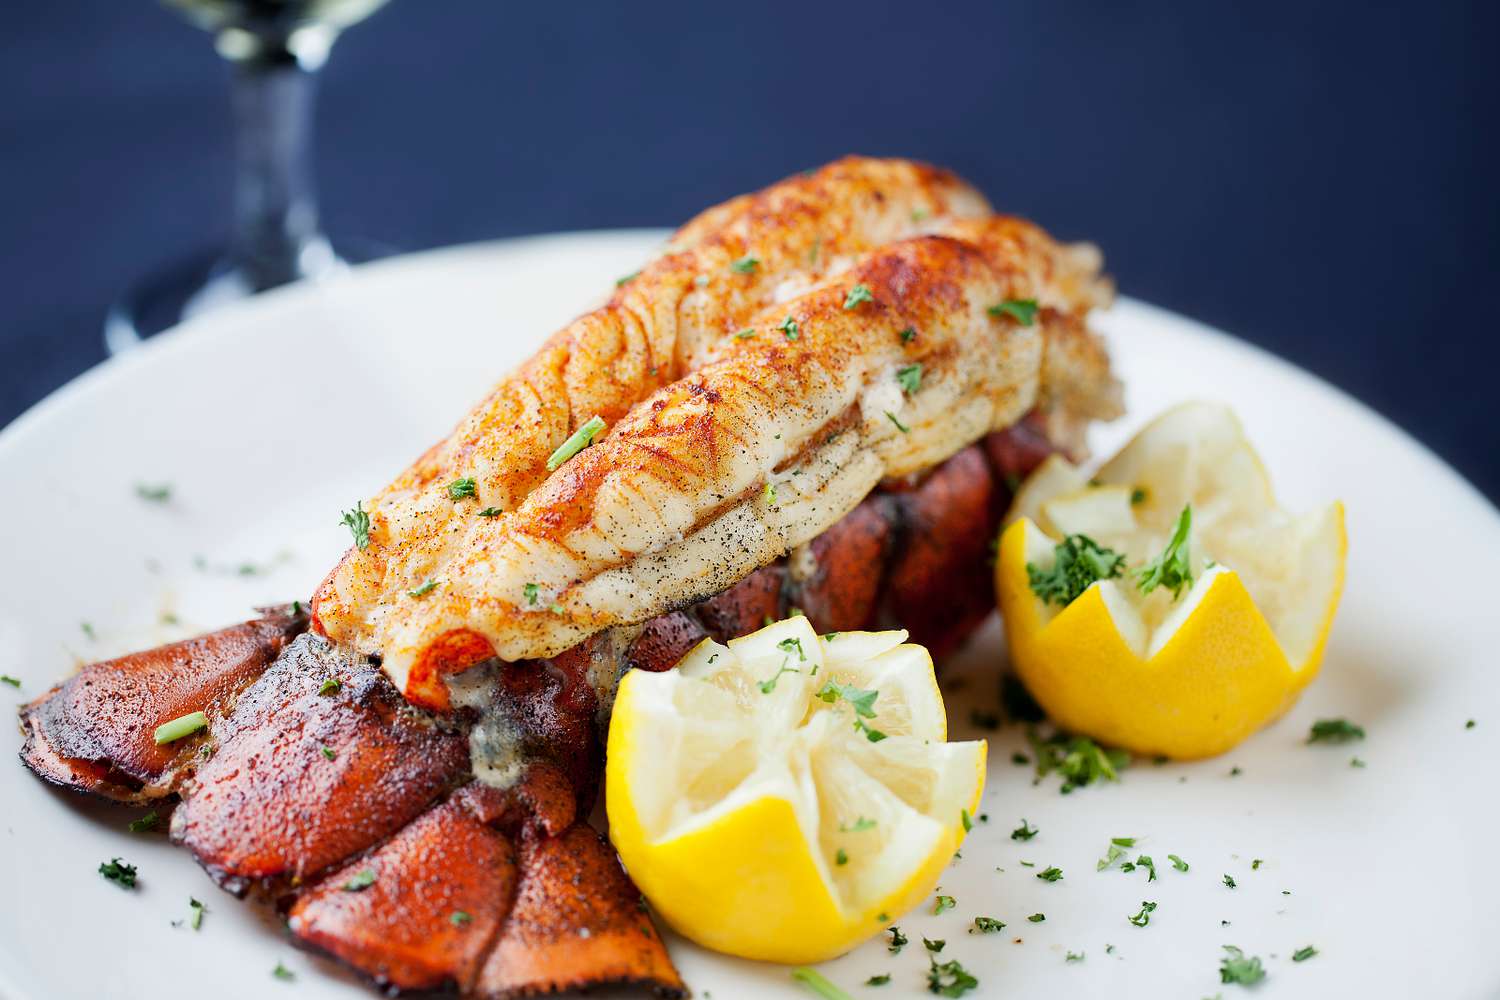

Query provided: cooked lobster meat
[17,156,1120,998]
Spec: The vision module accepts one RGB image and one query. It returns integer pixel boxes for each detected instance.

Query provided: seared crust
[312,157,1120,707]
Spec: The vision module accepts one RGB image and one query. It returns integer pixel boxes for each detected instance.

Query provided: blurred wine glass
[105,0,392,353]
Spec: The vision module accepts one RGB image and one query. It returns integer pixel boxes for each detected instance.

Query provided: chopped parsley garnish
[730,255,760,273]
[1005,818,1037,842]
[407,579,439,598]
[1251,858,1263,870]
[1028,913,1046,923]
[1292,944,1317,962]
[926,957,978,996]
[477,506,502,517]
[885,411,910,434]
[153,711,208,745]
[272,962,295,981]
[339,501,371,550]
[0,675,19,688]
[758,663,802,694]
[734,328,756,339]
[1127,901,1157,927]
[321,745,337,760]
[128,811,160,833]
[1219,945,1266,984]
[1467,719,1477,729]
[1351,756,1367,768]
[1168,854,1189,872]
[1027,534,1125,606]
[865,973,891,986]
[778,637,807,660]
[816,680,886,741]
[1135,504,1194,599]
[546,415,607,471]
[1307,718,1365,744]
[343,869,377,892]
[1222,874,1237,889]
[835,848,848,866]
[135,482,172,503]
[843,284,874,310]
[1065,951,1085,963]
[615,270,640,287]
[523,582,540,606]
[899,327,917,344]
[1029,729,1129,793]
[319,677,342,695]
[887,925,908,953]
[923,937,945,953]
[988,298,1038,325]
[972,917,1005,933]
[1130,487,1148,505]
[99,857,138,888]
[186,896,206,930]
[446,477,477,500]
[1098,836,1136,870]
[1123,855,1157,881]
[451,910,473,926]
[1037,866,1064,882]
[779,315,800,340]
[934,894,956,915]
[841,817,877,833]
[960,809,974,833]
[896,363,922,394]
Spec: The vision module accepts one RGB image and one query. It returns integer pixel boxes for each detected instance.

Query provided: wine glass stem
[226,51,331,291]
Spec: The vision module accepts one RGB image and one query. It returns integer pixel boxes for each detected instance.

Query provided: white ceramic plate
[1,232,1497,1000]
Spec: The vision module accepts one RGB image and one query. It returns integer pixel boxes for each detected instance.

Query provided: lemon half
[996,402,1346,759]
[606,616,985,963]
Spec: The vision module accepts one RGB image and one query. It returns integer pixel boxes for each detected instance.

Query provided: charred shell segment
[17,603,307,801]
[171,634,470,893]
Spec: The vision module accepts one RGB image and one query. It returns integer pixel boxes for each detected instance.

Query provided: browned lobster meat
[19,419,1058,998]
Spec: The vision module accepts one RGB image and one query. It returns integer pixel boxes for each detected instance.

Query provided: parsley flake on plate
[1168,853,1190,872]
[971,917,1005,933]
[926,957,979,997]
[1127,901,1157,927]
[923,937,945,953]
[272,961,295,981]
[1037,866,1063,882]
[0,674,19,688]
[896,363,922,394]
[1028,913,1046,923]
[1029,729,1129,793]
[887,926,908,953]
[865,973,891,986]
[128,811,160,834]
[1219,945,1266,985]
[934,894,956,915]
[99,857,138,888]
[134,482,172,503]
[1292,944,1317,962]
[1223,874,1237,889]
[189,897,206,930]
[1307,718,1365,744]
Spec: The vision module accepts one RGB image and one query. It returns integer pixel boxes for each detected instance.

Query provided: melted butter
[445,662,526,790]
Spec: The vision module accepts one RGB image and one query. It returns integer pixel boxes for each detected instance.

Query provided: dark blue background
[3,1,1495,500]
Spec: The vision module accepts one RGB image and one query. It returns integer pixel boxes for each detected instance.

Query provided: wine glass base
[104,238,390,355]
